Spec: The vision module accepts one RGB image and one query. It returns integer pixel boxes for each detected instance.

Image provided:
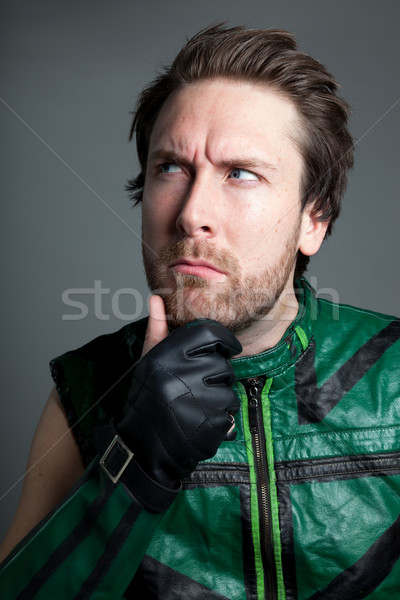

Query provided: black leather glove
[95,319,241,512]
[117,319,242,489]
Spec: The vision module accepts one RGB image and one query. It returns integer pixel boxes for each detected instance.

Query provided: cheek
[142,177,186,230]
[141,199,155,238]
[228,199,272,239]
[142,196,180,250]
[233,212,295,269]
[142,182,168,225]
[142,197,166,247]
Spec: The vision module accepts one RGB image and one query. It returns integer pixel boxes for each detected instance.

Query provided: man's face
[141,79,310,331]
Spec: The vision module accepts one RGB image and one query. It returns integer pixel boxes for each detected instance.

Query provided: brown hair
[127,24,354,278]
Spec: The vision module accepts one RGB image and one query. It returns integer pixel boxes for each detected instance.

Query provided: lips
[169,258,227,280]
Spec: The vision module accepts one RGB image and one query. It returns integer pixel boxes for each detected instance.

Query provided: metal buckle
[100,434,134,484]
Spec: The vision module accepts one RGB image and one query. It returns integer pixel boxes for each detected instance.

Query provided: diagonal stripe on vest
[74,501,141,599]
[125,555,232,599]
[306,513,400,599]
[296,319,400,424]
[16,483,110,599]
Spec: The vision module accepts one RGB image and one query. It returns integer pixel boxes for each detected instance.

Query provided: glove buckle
[100,434,134,484]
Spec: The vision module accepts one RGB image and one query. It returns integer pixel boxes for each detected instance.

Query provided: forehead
[148,78,302,167]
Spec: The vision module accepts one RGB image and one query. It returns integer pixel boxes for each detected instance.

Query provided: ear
[298,204,330,257]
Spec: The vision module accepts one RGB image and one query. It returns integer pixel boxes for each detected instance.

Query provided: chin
[162,288,274,333]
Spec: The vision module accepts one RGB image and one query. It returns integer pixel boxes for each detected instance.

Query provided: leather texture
[40,278,400,599]
[94,424,181,512]
[116,319,241,488]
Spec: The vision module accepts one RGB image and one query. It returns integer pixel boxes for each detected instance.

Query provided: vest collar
[231,278,318,380]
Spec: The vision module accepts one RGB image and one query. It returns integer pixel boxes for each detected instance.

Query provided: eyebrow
[219,157,279,173]
[148,150,279,174]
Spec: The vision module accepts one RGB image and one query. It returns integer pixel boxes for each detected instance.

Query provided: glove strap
[94,423,181,513]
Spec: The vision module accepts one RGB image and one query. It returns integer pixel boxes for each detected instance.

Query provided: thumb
[141,295,168,356]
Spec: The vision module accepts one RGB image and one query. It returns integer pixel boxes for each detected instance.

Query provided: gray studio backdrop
[1,0,399,539]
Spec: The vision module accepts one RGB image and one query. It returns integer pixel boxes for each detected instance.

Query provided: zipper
[244,377,277,600]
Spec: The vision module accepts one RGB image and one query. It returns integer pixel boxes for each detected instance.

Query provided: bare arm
[0,386,85,562]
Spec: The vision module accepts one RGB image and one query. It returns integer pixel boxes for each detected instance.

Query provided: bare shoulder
[0,387,85,561]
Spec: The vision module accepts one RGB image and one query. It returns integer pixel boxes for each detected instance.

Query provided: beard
[142,230,300,332]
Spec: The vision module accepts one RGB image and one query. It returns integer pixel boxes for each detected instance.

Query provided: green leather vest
[45,279,400,599]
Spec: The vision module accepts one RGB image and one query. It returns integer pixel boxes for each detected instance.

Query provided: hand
[116,295,242,488]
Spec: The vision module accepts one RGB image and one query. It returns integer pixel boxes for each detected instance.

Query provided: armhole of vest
[48,319,148,468]
[50,354,96,467]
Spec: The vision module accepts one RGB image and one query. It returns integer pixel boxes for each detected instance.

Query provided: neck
[235,285,299,358]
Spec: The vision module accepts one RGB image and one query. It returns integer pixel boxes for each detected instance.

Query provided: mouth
[169,258,227,281]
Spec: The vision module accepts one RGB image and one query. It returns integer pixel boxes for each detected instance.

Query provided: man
[1,24,399,599]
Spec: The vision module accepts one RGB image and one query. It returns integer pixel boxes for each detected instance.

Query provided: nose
[175,173,218,239]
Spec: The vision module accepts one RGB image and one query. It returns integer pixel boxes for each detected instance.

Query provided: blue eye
[159,163,182,174]
[229,168,258,181]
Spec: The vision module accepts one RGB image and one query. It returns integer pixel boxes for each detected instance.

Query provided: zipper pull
[248,380,260,433]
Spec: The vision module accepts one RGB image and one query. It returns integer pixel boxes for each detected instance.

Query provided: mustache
[157,239,240,276]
